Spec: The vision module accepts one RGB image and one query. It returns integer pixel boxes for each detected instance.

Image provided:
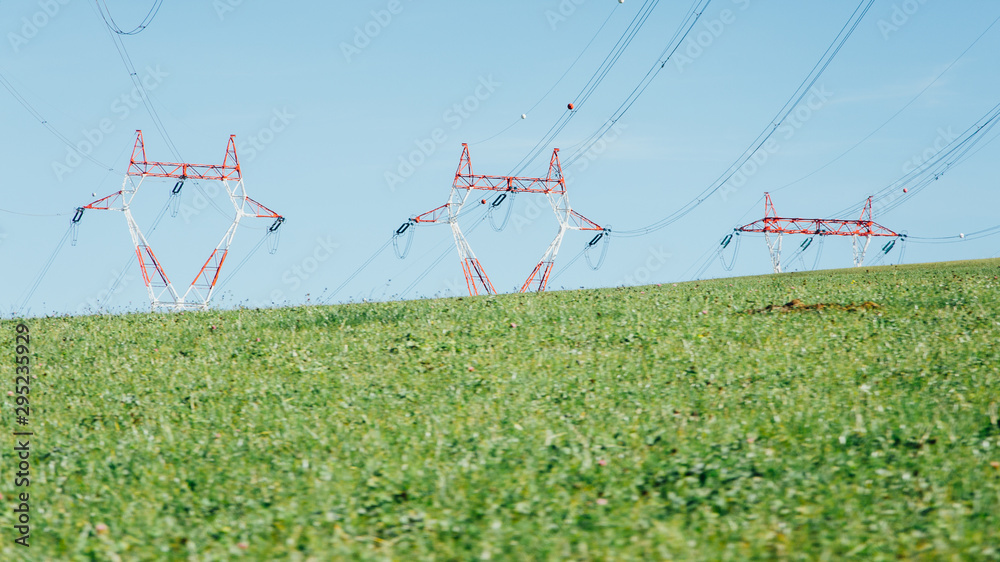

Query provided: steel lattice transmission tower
[402,143,607,295]
[74,130,284,311]
[737,193,902,273]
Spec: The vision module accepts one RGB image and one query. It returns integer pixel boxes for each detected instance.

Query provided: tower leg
[521,226,567,293]
[450,220,495,296]
[184,216,242,308]
[123,208,181,310]
[853,235,872,267]
[765,232,782,273]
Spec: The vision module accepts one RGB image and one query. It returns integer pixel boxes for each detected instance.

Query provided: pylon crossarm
[738,217,898,237]
[412,204,452,224]
[452,142,565,194]
[456,174,565,194]
[83,191,127,211]
[567,210,603,231]
[242,195,282,219]
[127,130,241,181]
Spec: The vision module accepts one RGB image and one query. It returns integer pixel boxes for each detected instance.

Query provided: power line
[616,0,877,238]
[95,0,165,35]
[16,226,74,315]
[469,4,622,146]
[0,207,70,217]
[322,237,395,304]
[0,71,119,174]
[91,3,235,222]
[830,100,1000,219]
[564,0,712,168]
[770,13,1000,194]
[509,0,668,176]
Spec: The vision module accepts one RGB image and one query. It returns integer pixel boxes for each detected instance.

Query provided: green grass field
[3,259,1000,560]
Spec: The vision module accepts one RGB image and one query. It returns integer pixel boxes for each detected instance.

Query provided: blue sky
[2,0,999,316]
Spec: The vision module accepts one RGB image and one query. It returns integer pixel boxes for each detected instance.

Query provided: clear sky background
[2,0,999,317]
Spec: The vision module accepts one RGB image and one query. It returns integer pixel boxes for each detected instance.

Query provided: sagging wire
[70,207,85,246]
[468,3,621,147]
[718,231,740,272]
[92,3,233,223]
[585,229,611,270]
[510,0,667,176]
[488,190,516,232]
[564,0,712,168]
[215,234,271,294]
[96,0,164,35]
[266,217,285,255]
[0,71,118,174]
[810,236,825,270]
[393,220,415,259]
[548,228,614,286]
[865,236,905,267]
[323,237,395,304]
[169,178,184,218]
[16,225,74,315]
[788,236,814,271]
[616,0,877,238]
[832,101,1000,219]
[216,219,285,294]
[771,13,1000,195]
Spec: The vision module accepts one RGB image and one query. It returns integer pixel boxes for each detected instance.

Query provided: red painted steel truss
[406,143,604,296]
[737,193,901,272]
[738,193,899,238]
[76,130,283,310]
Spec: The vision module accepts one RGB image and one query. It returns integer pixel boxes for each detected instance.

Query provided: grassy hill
[3,259,999,560]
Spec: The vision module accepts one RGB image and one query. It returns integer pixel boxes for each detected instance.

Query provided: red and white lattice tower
[406,143,606,295]
[75,130,284,311]
[737,193,901,273]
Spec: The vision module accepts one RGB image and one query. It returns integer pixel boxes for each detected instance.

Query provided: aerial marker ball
[567,103,575,110]
[903,188,908,193]
[521,114,527,119]
[960,233,965,239]
[481,199,487,204]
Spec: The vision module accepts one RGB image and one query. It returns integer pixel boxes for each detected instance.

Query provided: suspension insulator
[491,192,508,207]
[395,221,412,236]
[882,240,896,254]
[268,217,285,232]
[172,180,185,194]
[721,234,733,248]
[800,237,813,251]
[588,232,605,247]
[71,207,85,223]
